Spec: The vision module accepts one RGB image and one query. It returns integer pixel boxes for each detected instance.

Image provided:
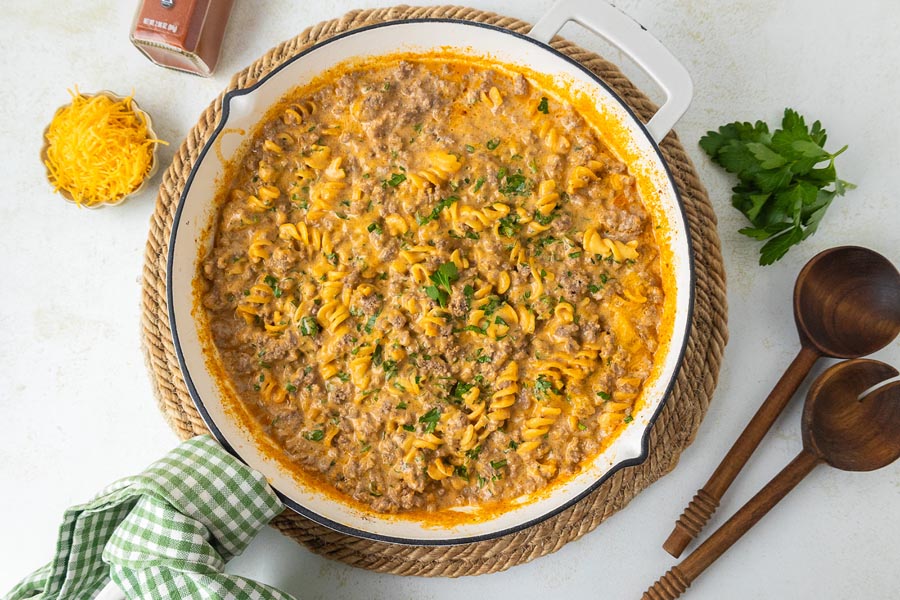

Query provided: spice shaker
[130,0,234,77]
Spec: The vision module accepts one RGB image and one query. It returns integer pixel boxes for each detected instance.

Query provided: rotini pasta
[197,54,665,517]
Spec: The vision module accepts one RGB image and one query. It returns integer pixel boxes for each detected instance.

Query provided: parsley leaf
[700,108,853,264]
[537,96,549,114]
[299,316,319,336]
[497,213,521,237]
[425,261,459,308]
[449,381,474,405]
[418,408,441,433]
[463,284,475,308]
[364,315,378,334]
[303,429,325,442]
[535,374,560,398]
[499,172,532,197]
[417,195,458,225]
[382,359,399,379]
[383,172,407,188]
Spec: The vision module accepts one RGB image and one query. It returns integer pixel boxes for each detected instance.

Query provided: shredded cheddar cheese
[43,89,165,207]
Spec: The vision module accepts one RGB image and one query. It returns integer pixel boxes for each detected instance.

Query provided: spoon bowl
[794,245,900,358]
[646,359,900,600]
[804,359,900,472]
[664,246,900,558]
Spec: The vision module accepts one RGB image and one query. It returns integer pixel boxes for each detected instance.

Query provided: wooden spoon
[645,359,900,599]
[664,246,900,558]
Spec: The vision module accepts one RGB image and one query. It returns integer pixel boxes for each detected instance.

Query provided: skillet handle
[528,0,692,144]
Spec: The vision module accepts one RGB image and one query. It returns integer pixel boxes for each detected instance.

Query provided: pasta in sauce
[198,55,665,515]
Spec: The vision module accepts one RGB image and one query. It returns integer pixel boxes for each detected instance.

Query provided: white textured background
[1,1,898,598]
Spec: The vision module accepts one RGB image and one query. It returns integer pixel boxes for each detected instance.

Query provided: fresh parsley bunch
[700,108,854,265]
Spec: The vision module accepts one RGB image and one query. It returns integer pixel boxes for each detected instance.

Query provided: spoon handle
[645,449,821,600]
[663,345,819,558]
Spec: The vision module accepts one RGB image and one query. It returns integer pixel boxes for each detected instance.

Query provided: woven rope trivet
[141,5,728,577]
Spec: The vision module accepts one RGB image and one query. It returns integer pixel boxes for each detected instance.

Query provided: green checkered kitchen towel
[4,435,295,600]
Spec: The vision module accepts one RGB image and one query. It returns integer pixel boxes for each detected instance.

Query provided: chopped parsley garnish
[588,284,602,294]
[383,172,407,188]
[465,445,482,460]
[285,383,297,393]
[335,372,350,383]
[382,360,399,379]
[424,261,459,308]
[364,315,378,334]
[303,429,325,442]
[485,138,501,150]
[533,209,555,225]
[569,251,582,259]
[450,381,475,405]
[465,144,475,153]
[500,172,531,196]
[417,195,458,225]
[497,213,521,237]
[418,408,441,433]
[454,465,469,479]
[263,275,284,298]
[473,177,486,192]
[367,222,383,234]
[396,401,408,410]
[535,374,560,397]
[624,415,634,424]
[402,424,416,432]
[299,316,319,336]
[490,459,507,470]
[463,284,475,308]
[537,96,549,114]
[532,236,557,257]
[481,295,503,316]
[597,390,612,400]
[371,343,384,367]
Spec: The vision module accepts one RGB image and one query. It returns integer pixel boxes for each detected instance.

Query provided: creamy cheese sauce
[197,55,664,514]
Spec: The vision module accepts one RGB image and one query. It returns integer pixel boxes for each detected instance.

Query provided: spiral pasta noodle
[197,53,665,516]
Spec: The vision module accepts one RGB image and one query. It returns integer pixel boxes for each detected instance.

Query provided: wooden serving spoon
[645,359,900,599]
[664,246,900,558]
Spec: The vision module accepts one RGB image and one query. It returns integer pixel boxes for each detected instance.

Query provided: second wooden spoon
[664,246,900,558]
[646,359,900,599]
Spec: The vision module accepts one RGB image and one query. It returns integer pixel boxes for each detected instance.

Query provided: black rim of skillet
[167,18,696,546]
